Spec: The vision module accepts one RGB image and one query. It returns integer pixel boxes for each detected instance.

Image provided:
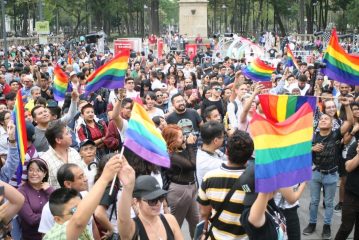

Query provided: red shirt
[77,121,108,144]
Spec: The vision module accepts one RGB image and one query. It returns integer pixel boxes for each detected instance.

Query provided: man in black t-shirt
[166,93,203,136]
[239,163,288,240]
[303,100,353,239]
[335,140,359,239]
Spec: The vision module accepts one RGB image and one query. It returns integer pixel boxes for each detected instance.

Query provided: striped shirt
[197,164,248,240]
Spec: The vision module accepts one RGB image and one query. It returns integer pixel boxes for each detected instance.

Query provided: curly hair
[227,129,254,165]
[162,124,182,153]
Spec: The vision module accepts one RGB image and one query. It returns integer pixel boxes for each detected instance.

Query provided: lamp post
[144,4,148,35]
[1,0,8,69]
[222,4,227,33]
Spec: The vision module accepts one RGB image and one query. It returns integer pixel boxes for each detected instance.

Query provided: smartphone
[261,81,272,89]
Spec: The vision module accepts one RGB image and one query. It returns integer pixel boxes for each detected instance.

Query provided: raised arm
[278,182,306,204]
[0,181,25,225]
[66,154,122,240]
[60,90,79,124]
[239,84,263,124]
[248,193,272,228]
[340,97,354,135]
[117,158,137,240]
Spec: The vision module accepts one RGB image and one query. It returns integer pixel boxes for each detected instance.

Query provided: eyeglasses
[143,196,165,206]
[64,206,77,216]
[156,94,163,97]
[213,87,222,92]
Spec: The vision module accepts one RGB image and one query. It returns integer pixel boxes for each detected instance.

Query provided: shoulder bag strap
[204,176,242,240]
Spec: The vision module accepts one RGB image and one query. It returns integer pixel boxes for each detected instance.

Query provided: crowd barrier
[0,35,65,49]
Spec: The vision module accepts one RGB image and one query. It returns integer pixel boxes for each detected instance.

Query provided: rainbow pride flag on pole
[53,65,69,101]
[123,102,170,168]
[286,44,299,69]
[322,29,359,85]
[249,95,314,192]
[85,49,130,94]
[242,58,276,81]
[13,91,28,184]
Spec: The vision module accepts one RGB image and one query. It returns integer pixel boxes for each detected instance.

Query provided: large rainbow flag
[13,91,28,184]
[322,29,359,85]
[123,102,170,168]
[286,44,299,69]
[85,49,130,94]
[259,94,316,123]
[249,95,314,192]
[53,65,69,101]
[242,58,276,81]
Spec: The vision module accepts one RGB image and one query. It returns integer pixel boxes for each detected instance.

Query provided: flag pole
[109,146,124,195]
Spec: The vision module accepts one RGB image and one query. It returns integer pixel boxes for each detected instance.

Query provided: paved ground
[181,185,354,239]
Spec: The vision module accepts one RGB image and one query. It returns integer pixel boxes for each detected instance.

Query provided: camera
[314,61,326,69]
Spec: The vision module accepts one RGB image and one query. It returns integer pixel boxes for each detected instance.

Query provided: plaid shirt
[43,222,93,240]
[41,147,86,189]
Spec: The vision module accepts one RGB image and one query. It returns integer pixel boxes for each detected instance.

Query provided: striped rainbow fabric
[85,49,130,94]
[259,94,316,123]
[53,65,69,101]
[286,44,299,69]
[242,58,276,81]
[249,95,314,192]
[123,102,170,168]
[322,28,359,85]
[13,91,28,184]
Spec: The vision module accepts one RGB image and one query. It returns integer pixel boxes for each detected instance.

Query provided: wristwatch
[7,138,16,144]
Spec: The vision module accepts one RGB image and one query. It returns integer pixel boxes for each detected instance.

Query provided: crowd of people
[0,35,357,240]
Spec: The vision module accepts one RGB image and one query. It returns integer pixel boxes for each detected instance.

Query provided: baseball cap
[133,175,168,200]
[240,162,258,206]
[80,139,96,149]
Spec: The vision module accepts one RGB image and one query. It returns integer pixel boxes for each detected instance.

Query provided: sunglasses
[143,196,165,206]
[213,87,222,92]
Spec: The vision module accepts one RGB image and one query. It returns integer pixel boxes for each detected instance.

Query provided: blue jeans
[309,170,339,225]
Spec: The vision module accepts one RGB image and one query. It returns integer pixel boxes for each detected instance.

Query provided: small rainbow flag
[13,91,28,184]
[53,65,69,101]
[124,102,170,168]
[322,29,359,85]
[250,95,314,192]
[259,95,316,123]
[242,58,275,81]
[85,49,130,94]
[286,44,299,69]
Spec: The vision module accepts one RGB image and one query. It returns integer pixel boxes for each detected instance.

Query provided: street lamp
[222,4,227,33]
[1,0,8,69]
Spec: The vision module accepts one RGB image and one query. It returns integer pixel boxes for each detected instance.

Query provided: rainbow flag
[259,95,316,123]
[13,91,28,184]
[53,65,69,101]
[123,102,170,168]
[322,29,359,85]
[286,44,299,69]
[85,49,130,94]
[249,95,314,193]
[242,58,275,81]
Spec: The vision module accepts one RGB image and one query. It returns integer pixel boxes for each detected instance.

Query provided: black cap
[80,139,96,148]
[133,175,168,200]
[240,162,258,206]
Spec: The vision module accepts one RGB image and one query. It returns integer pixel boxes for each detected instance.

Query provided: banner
[157,39,164,60]
[185,44,197,61]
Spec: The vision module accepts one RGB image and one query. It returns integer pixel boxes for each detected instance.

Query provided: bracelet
[7,138,16,144]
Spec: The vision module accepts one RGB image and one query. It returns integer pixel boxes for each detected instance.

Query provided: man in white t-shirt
[150,71,162,90]
[38,164,94,236]
[196,121,227,187]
